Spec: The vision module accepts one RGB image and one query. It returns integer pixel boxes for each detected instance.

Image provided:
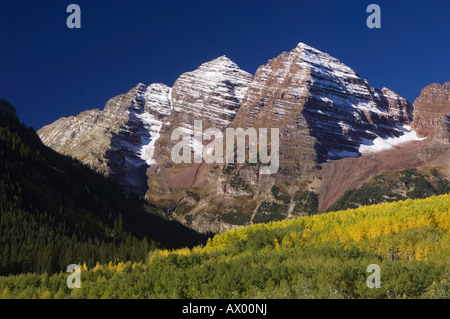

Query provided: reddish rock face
[37,42,427,234]
[146,56,253,213]
[230,43,414,181]
[146,43,416,232]
[412,82,450,142]
[380,87,414,124]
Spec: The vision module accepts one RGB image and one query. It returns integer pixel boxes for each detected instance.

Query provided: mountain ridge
[36,42,450,233]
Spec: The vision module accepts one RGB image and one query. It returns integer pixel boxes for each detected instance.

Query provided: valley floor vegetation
[1,194,449,299]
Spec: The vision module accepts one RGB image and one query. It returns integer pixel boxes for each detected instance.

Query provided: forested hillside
[328,167,450,211]
[1,194,449,298]
[0,108,207,275]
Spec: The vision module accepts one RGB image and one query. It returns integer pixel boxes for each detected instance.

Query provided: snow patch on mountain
[137,83,173,165]
[359,125,426,154]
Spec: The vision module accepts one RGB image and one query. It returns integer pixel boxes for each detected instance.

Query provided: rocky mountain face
[412,82,450,143]
[233,43,413,163]
[146,43,416,232]
[38,83,172,194]
[317,82,450,212]
[228,43,414,186]
[39,42,440,234]
[146,56,253,209]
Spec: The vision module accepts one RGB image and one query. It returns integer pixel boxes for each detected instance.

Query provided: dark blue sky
[1,0,449,129]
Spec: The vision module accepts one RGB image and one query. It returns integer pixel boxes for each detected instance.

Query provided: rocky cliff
[38,83,172,194]
[412,82,450,143]
[230,43,414,178]
[145,56,253,208]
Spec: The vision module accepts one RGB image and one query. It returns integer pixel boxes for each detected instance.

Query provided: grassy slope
[1,194,449,298]
[327,167,450,211]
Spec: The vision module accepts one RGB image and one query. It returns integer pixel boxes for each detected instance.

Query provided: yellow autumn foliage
[159,194,449,260]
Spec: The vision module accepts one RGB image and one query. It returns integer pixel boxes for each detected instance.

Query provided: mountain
[412,82,450,143]
[37,43,449,234]
[317,81,450,211]
[320,82,450,211]
[38,83,173,195]
[146,43,420,232]
[0,103,207,275]
[231,43,413,164]
[146,56,253,210]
